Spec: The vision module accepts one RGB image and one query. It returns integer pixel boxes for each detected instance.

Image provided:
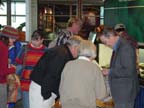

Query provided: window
[0,16,7,25]
[0,1,26,31]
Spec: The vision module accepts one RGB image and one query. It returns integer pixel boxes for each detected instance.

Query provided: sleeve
[59,67,65,95]
[56,30,70,46]
[15,45,26,64]
[41,53,66,100]
[15,41,22,55]
[111,44,136,77]
[0,46,15,78]
[8,41,22,65]
[94,65,107,100]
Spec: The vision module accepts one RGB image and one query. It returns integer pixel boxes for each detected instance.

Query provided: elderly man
[97,26,139,108]
[59,40,107,108]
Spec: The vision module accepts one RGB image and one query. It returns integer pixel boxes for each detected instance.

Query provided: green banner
[104,0,144,42]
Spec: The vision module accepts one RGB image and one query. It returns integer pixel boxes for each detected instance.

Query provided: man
[59,40,107,108]
[48,17,82,48]
[29,36,83,108]
[114,23,139,72]
[97,27,139,108]
[78,12,96,40]
[114,23,138,48]
[56,17,82,46]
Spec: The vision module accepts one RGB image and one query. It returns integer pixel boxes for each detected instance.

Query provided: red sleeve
[0,42,15,78]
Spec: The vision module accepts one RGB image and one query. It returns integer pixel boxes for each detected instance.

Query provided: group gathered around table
[0,15,144,108]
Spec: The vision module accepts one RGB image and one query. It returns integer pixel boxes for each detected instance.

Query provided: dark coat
[30,44,74,100]
[109,37,139,103]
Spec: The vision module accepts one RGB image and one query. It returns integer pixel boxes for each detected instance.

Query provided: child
[16,29,47,108]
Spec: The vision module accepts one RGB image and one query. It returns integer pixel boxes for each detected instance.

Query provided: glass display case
[138,44,144,85]
[38,2,100,33]
[134,43,144,108]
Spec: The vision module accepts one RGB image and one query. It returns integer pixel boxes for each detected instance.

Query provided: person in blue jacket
[7,26,22,108]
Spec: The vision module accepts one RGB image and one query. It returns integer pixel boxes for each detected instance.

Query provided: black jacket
[30,44,74,99]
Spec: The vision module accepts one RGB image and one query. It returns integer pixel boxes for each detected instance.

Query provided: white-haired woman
[59,40,107,108]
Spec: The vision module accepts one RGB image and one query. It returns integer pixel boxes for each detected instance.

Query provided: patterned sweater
[16,43,47,91]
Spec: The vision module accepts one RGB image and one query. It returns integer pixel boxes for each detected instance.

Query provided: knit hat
[114,23,126,31]
[0,26,19,39]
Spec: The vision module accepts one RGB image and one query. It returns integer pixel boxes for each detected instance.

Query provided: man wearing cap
[114,23,138,48]
[114,23,139,72]
[0,25,17,108]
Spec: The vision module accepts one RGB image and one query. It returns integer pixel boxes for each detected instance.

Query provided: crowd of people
[0,14,139,108]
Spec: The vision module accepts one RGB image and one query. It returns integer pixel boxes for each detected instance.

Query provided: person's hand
[9,64,16,69]
[102,68,109,76]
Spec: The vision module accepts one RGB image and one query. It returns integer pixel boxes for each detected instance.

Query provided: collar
[78,56,90,61]
[9,45,14,50]
[113,37,120,51]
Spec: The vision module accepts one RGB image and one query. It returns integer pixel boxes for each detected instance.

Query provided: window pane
[11,2,26,15]
[72,5,76,15]
[0,16,7,25]
[11,16,25,30]
[55,5,69,15]
[0,2,7,14]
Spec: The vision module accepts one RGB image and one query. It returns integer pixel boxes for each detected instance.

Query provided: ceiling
[2,0,104,6]
[39,0,104,6]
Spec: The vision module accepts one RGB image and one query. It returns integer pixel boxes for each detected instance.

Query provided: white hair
[78,40,96,58]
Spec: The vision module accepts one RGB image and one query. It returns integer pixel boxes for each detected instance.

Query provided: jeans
[15,64,23,76]
[0,84,7,108]
[22,91,29,108]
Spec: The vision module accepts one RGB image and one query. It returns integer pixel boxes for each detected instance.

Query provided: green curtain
[104,0,144,42]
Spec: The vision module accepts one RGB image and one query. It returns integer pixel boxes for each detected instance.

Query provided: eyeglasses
[31,37,42,41]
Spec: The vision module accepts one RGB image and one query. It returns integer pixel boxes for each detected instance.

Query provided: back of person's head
[66,35,83,47]
[114,23,126,32]
[31,29,44,40]
[67,16,82,28]
[96,25,104,33]
[79,40,96,59]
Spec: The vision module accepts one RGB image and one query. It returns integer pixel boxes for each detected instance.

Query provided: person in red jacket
[0,26,17,108]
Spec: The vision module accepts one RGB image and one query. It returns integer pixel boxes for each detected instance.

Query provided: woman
[0,26,17,108]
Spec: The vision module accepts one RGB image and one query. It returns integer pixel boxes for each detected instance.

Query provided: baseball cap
[114,23,126,31]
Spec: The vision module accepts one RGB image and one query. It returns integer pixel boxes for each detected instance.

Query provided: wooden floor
[15,99,114,108]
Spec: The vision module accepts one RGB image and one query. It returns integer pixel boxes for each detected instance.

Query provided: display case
[138,43,144,85]
[134,43,144,108]
[38,2,100,33]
